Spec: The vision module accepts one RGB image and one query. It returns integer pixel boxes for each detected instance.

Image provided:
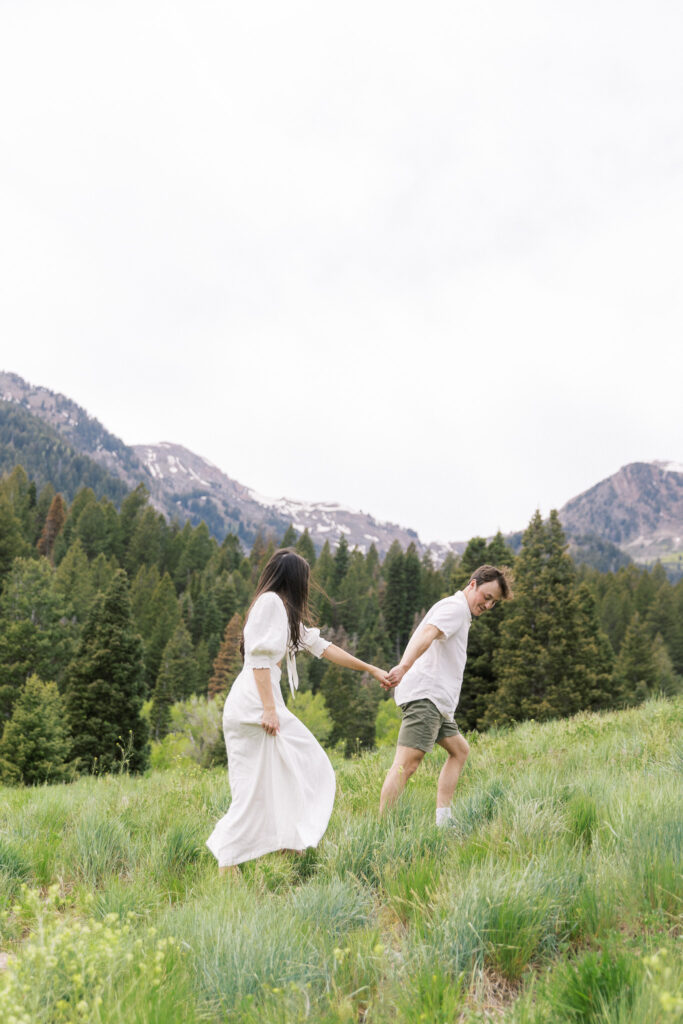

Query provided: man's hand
[384,664,407,688]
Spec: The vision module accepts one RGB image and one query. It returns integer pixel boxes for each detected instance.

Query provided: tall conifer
[65,569,148,773]
[295,529,316,566]
[487,510,614,726]
[150,620,197,739]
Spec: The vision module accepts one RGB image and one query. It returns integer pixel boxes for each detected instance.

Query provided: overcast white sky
[1,1,682,544]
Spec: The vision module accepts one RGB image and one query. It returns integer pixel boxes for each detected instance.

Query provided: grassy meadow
[0,697,681,1023]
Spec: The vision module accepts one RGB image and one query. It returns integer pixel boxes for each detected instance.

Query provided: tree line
[0,464,681,784]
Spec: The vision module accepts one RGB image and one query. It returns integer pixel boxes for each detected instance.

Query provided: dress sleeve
[243,592,288,667]
[425,597,468,639]
[299,623,331,659]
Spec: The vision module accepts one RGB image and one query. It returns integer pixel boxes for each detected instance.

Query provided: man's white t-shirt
[392,591,472,720]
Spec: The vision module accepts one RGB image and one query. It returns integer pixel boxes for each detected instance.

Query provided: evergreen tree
[337,549,370,637]
[403,542,422,640]
[75,496,119,560]
[0,466,34,541]
[0,675,71,785]
[651,633,682,697]
[382,541,406,661]
[572,584,616,710]
[220,532,244,573]
[487,510,614,727]
[90,552,118,594]
[332,535,350,593]
[193,639,213,697]
[129,564,162,641]
[213,571,238,626]
[65,569,149,773]
[419,551,445,616]
[54,539,97,625]
[174,521,214,589]
[143,572,181,691]
[316,626,382,755]
[150,620,197,739]
[0,497,28,579]
[125,505,167,575]
[208,613,243,699]
[0,558,75,720]
[295,528,316,566]
[612,612,659,705]
[439,551,460,594]
[312,541,336,626]
[668,581,683,676]
[118,483,150,557]
[280,523,298,548]
[321,658,379,756]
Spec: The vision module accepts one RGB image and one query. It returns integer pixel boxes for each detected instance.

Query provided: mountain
[2,371,681,570]
[0,400,129,504]
[133,442,427,554]
[0,372,452,556]
[559,461,683,573]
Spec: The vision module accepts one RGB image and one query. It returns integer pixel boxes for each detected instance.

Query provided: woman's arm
[253,667,279,734]
[322,644,388,686]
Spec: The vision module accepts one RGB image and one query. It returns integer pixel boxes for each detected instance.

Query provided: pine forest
[0,463,682,784]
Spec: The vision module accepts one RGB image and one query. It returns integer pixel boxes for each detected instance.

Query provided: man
[380,564,512,825]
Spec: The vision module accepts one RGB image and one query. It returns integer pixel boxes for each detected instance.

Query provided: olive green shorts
[397,698,460,753]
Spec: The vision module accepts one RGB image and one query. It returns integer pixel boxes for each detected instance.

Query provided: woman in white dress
[206,548,388,871]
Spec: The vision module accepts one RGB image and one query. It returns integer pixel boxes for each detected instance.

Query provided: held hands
[260,707,280,735]
[383,664,407,689]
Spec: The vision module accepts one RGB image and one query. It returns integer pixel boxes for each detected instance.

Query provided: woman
[206,548,388,870]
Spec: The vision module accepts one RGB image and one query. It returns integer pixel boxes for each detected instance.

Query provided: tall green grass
[0,697,680,1022]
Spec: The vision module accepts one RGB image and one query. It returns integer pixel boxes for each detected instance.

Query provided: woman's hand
[369,666,391,689]
[260,707,280,735]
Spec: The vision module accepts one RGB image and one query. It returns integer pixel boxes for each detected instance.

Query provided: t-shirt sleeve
[243,592,288,667]
[425,598,467,639]
[299,623,331,659]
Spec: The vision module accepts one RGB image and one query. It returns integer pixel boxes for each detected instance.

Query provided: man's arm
[384,623,444,688]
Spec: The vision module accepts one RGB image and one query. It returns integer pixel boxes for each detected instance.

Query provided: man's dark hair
[468,564,513,600]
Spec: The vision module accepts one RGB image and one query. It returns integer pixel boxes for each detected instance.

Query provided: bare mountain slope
[559,461,683,564]
[0,372,444,555]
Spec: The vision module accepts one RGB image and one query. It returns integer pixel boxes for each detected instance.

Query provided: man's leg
[379,745,425,814]
[435,733,470,820]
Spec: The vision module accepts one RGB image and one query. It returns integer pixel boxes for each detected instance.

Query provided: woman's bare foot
[219,865,240,877]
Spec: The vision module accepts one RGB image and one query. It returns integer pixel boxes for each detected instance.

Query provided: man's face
[465,578,503,616]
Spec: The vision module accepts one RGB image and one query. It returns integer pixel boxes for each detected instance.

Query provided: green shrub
[0,675,71,785]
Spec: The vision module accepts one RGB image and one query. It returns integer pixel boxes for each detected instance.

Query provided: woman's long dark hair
[242,548,313,656]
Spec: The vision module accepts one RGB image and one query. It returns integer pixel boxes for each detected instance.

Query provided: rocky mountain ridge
[1,370,681,570]
[0,372,459,557]
[559,461,683,569]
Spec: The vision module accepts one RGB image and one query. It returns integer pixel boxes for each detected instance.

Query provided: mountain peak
[560,461,683,565]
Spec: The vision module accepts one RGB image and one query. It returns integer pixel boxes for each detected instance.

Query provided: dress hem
[206,837,320,868]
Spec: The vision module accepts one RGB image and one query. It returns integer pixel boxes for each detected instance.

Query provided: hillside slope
[559,460,683,567]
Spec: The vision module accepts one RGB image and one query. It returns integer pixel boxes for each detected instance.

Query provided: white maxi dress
[206,591,336,867]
